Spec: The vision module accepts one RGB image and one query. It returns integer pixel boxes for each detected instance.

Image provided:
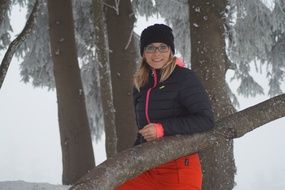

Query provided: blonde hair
[134,55,177,91]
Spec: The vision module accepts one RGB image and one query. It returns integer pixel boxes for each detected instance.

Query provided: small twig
[124,29,133,50]
[114,0,120,15]
[277,2,285,17]
[102,1,115,10]
[102,0,119,15]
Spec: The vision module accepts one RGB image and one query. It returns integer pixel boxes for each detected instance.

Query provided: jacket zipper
[145,69,158,124]
[139,69,158,144]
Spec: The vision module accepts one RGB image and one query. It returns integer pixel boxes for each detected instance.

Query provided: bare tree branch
[102,0,119,15]
[124,29,133,50]
[0,0,40,90]
[70,94,285,190]
[215,93,285,138]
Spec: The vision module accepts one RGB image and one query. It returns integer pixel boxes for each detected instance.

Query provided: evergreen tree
[1,0,285,188]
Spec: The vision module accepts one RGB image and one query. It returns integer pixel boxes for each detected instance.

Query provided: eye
[159,45,168,51]
[145,45,155,52]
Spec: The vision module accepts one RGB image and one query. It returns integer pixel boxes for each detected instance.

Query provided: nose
[153,48,161,54]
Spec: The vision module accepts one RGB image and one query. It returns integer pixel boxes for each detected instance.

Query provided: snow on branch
[70,94,285,190]
[0,0,40,89]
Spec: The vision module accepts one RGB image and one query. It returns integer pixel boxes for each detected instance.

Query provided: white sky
[0,4,285,190]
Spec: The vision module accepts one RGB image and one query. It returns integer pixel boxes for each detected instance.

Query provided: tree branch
[70,94,285,189]
[0,0,40,90]
[214,93,285,138]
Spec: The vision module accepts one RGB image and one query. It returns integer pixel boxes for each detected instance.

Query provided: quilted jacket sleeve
[160,70,214,136]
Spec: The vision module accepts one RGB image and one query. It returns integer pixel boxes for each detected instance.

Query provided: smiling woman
[144,43,171,69]
[1,2,285,189]
[117,23,214,190]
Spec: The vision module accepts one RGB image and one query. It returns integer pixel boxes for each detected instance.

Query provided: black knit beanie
[140,24,175,56]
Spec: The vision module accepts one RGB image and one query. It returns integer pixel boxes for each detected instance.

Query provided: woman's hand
[139,123,157,141]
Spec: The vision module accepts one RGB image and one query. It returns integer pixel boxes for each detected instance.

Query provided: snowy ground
[0,181,69,190]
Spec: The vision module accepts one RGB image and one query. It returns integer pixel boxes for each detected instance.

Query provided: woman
[116,24,214,190]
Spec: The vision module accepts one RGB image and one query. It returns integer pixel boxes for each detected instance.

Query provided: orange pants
[116,153,202,190]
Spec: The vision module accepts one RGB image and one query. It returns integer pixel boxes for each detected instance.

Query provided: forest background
[0,0,285,190]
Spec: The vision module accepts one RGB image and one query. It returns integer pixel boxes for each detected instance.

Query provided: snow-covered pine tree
[1,0,285,188]
[4,0,104,142]
[228,0,285,97]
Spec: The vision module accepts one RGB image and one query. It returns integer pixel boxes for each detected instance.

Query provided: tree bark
[0,0,39,89]
[188,0,236,189]
[104,0,137,152]
[47,0,95,185]
[70,94,285,190]
[0,0,10,25]
[92,0,117,157]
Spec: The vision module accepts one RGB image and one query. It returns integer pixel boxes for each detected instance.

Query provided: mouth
[152,59,163,62]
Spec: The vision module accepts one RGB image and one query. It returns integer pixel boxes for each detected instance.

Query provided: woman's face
[143,43,171,69]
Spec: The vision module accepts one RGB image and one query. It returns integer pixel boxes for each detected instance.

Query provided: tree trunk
[104,0,137,152]
[47,0,95,185]
[189,0,236,189]
[70,94,285,189]
[92,0,117,157]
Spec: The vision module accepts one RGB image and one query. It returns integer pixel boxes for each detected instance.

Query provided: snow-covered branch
[70,94,285,190]
[0,0,40,89]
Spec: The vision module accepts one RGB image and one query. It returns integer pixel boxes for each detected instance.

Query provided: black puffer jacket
[133,65,214,145]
